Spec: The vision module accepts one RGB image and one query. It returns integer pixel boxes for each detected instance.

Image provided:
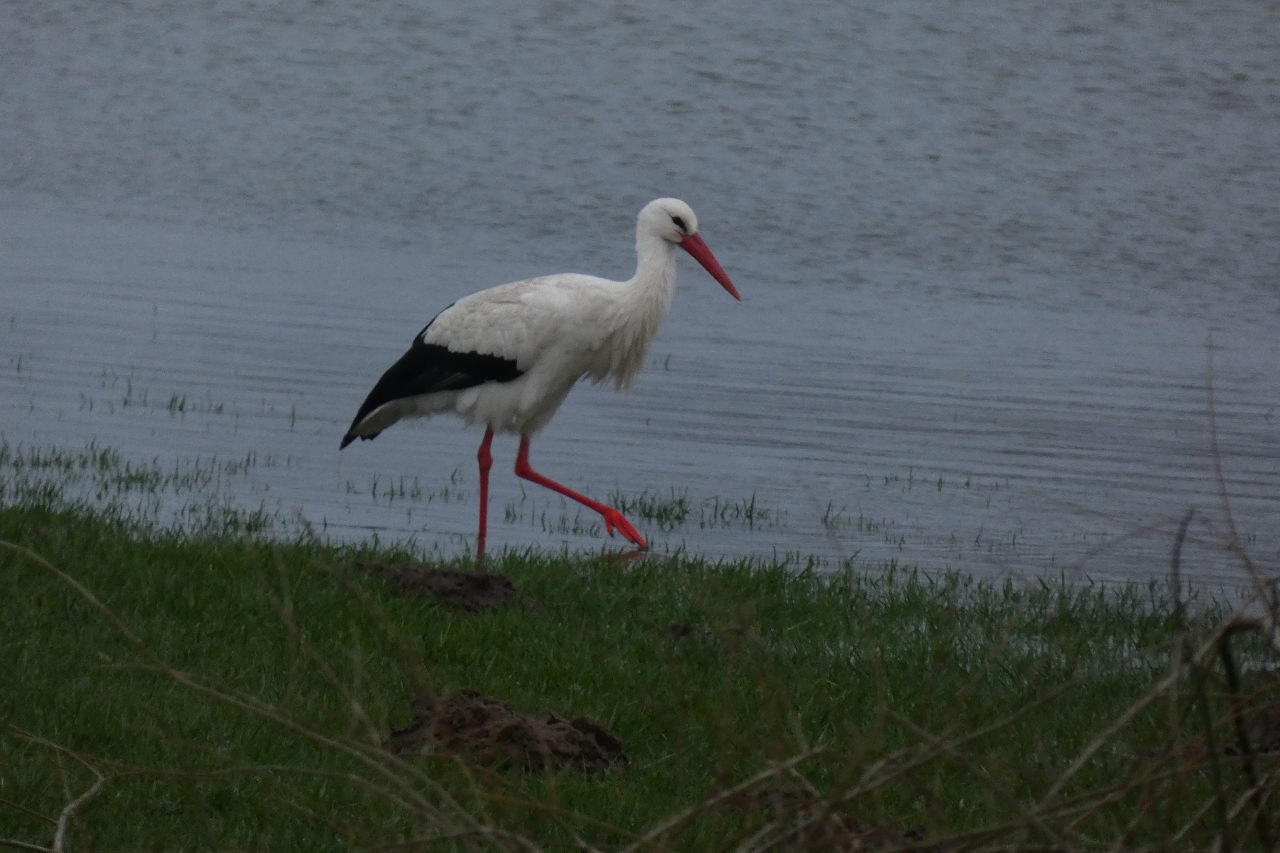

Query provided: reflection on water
[1,0,1278,586]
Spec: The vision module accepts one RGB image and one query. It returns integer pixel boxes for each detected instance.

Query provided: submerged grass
[607,488,784,532]
[2,500,1275,851]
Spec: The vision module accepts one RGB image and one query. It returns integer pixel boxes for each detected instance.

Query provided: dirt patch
[727,786,932,852]
[657,621,747,643]
[386,689,628,773]
[660,620,712,642]
[353,559,533,612]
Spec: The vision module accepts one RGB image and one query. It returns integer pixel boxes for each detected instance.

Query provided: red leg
[514,434,648,550]
[476,426,494,565]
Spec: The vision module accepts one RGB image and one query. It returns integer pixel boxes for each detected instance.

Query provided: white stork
[340,197,739,561]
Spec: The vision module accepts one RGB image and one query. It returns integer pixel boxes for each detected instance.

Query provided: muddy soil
[353,559,533,612]
[659,620,712,642]
[658,621,747,643]
[386,688,628,773]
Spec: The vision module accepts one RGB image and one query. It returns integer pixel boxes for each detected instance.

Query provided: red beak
[679,232,740,300]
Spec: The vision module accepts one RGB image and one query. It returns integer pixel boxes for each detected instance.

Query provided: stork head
[639,198,740,300]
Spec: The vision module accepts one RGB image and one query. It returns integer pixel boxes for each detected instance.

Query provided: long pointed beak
[679,232,740,300]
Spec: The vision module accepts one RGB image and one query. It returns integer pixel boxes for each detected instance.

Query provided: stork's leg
[514,434,648,550]
[476,426,494,565]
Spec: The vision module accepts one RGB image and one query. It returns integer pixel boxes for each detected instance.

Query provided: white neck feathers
[604,230,678,388]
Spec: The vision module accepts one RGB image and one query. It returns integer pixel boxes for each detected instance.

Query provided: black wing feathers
[341,336,523,448]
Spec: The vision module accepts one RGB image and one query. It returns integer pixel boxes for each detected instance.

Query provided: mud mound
[660,620,712,642]
[728,787,932,852]
[658,621,746,643]
[354,560,530,612]
[386,689,628,773]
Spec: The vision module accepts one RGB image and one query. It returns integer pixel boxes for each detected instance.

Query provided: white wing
[422,274,620,372]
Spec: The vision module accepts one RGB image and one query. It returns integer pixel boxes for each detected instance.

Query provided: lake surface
[2,0,1278,586]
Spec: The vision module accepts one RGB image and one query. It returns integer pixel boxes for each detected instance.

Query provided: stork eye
[671,215,688,233]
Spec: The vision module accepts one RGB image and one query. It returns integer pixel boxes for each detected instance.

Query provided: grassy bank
[0,501,1275,850]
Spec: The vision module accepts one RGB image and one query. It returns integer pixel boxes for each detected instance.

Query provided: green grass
[2,502,1273,851]
[0,439,1275,850]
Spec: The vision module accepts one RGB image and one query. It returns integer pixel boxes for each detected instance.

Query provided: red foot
[602,507,648,550]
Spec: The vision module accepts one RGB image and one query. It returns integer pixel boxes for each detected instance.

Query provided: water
[2,0,1278,585]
